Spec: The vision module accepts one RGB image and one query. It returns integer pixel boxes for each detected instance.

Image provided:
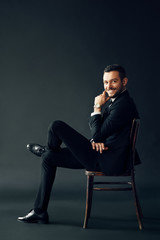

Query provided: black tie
[109,99,113,108]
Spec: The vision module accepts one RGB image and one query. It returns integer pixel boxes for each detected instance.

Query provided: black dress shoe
[27,143,47,157]
[17,209,49,224]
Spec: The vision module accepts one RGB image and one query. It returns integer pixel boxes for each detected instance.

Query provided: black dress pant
[34,120,100,213]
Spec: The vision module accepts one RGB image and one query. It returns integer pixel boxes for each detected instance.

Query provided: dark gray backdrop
[0,0,160,240]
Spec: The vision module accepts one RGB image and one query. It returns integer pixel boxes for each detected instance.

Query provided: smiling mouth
[107,89,116,92]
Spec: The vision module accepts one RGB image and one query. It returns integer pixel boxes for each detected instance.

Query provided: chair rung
[93,187,132,191]
[93,181,132,185]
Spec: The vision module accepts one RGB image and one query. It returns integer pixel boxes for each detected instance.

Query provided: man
[18,64,140,224]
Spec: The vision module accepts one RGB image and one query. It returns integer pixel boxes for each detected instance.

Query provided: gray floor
[1,167,160,240]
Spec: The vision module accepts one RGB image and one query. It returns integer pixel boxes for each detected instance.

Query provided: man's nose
[107,82,112,89]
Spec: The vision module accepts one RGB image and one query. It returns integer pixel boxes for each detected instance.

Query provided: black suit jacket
[89,90,140,175]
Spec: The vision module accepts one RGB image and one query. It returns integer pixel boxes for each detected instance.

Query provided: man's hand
[94,91,110,107]
[91,141,108,154]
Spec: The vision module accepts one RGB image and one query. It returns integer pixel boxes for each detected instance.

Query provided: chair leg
[131,179,143,230]
[136,196,143,219]
[83,175,94,229]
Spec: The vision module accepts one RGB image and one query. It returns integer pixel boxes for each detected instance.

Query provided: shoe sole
[17,219,49,224]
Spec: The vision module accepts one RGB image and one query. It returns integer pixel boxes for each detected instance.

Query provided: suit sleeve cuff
[91,112,101,116]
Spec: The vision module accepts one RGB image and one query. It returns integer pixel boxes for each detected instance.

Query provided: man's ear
[122,77,128,87]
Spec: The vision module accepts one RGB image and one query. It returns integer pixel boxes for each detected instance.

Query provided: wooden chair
[83,119,143,230]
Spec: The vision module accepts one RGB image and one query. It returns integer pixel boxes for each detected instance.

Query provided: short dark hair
[104,64,126,81]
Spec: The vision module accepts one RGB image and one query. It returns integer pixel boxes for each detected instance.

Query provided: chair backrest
[129,118,140,167]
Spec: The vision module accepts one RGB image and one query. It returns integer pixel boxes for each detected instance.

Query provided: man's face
[103,71,128,98]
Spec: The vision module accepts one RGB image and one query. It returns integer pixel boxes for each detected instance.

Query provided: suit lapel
[102,100,111,120]
[102,91,129,121]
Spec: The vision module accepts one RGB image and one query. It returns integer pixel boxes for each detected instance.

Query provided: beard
[107,86,125,98]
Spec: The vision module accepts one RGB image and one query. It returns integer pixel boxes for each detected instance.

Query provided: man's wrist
[94,107,101,113]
